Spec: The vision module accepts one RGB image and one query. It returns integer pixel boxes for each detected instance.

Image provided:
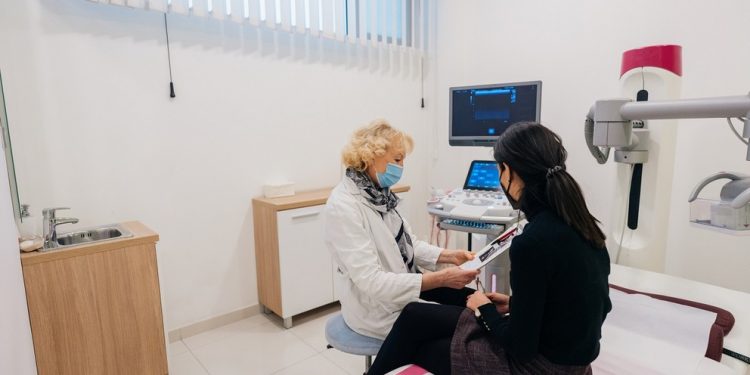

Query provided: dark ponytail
[493,122,606,249]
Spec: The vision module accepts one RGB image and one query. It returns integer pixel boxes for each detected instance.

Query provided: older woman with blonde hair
[323,119,480,340]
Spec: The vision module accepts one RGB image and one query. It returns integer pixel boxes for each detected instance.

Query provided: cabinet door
[23,244,167,375]
[277,205,333,317]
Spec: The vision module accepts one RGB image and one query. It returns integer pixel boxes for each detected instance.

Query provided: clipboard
[459,220,525,270]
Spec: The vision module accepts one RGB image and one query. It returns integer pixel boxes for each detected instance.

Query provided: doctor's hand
[421,267,479,291]
[441,266,480,289]
[437,249,474,266]
[486,292,510,314]
[466,291,492,312]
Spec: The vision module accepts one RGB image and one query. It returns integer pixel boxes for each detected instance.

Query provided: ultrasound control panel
[427,189,516,225]
[427,161,519,235]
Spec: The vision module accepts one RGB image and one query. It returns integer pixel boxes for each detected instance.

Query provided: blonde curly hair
[342,119,414,171]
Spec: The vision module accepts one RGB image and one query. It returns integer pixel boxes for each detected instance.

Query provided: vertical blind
[87,0,430,51]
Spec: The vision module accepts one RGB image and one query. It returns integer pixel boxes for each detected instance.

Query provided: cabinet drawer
[277,205,334,317]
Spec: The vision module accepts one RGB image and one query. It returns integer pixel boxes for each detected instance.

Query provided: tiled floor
[168,303,370,375]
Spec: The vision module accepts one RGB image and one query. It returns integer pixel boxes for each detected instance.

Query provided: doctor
[323,119,479,340]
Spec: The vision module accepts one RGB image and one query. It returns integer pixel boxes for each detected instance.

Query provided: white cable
[727,118,749,145]
[614,164,634,265]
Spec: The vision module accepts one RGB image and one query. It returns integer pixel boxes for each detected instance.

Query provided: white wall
[0,0,433,330]
[0,143,36,373]
[433,0,750,292]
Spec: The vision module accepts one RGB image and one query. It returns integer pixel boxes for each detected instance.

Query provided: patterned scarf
[345,168,400,212]
[346,168,417,273]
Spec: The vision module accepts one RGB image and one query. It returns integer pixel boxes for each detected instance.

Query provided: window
[88,0,428,50]
[347,0,414,46]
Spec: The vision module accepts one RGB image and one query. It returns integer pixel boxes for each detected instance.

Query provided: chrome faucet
[43,207,79,250]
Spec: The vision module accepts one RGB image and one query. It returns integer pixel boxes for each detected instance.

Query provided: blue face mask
[376,163,403,188]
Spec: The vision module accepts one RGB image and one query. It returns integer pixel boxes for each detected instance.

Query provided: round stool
[325,313,383,374]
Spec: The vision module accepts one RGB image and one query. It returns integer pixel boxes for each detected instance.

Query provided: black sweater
[478,209,612,366]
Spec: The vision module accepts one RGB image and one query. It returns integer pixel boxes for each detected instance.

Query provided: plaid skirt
[450,309,593,375]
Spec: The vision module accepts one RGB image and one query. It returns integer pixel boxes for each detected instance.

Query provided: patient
[323,119,480,340]
[368,122,612,375]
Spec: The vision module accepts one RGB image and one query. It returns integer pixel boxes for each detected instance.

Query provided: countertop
[252,184,410,211]
[21,221,159,266]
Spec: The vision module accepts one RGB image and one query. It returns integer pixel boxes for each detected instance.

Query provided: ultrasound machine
[427,160,515,237]
[428,80,542,293]
[428,80,541,235]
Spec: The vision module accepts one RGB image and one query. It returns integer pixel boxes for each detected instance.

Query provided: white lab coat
[323,177,443,339]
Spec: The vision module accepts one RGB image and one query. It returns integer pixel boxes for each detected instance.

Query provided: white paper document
[459,220,525,270]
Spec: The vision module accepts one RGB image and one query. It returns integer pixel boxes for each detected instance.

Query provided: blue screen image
[465,161,500,190]
[451,83,539,139]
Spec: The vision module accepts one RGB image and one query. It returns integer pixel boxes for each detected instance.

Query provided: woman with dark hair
[367,122,612,375]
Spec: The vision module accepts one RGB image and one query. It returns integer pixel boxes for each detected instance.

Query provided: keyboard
[438,219,504,236]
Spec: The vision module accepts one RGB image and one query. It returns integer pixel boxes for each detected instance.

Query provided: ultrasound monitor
[463,160,500,191]
[449,81,542,146]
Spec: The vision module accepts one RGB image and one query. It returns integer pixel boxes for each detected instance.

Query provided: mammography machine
[585,45,750,236]
[586,92,750,233]
[582,45,750,371]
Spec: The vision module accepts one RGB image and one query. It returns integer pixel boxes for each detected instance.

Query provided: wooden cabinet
[252,185,410,328]
[20,222,167,375]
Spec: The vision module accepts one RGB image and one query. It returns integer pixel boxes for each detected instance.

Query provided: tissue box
[263,183,296,198]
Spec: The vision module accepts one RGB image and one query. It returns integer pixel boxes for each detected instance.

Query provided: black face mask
[501,167,520,210]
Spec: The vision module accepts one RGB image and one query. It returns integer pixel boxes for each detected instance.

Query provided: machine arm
[587,93,750,161]
[620,95,750,120]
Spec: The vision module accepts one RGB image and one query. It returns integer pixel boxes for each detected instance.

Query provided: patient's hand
[467,291,492,312]
[438,249,474,266]
[486,292,510,314]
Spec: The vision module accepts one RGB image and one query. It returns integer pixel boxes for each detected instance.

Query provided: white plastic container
[690,198,750,231]
[17,204,43,252]
[17,204,41,239]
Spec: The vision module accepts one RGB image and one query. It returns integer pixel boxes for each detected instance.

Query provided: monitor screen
[463,160,500,191]
[449,81,542,146]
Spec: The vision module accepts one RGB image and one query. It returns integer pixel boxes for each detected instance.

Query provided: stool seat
[325,313,383,356]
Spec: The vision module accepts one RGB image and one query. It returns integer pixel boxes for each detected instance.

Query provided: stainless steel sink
[55,224,134,248]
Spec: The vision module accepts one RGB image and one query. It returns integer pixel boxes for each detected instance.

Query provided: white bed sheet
[593,288,723,374]
[609,264,750,375]
[610,264,750,375]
